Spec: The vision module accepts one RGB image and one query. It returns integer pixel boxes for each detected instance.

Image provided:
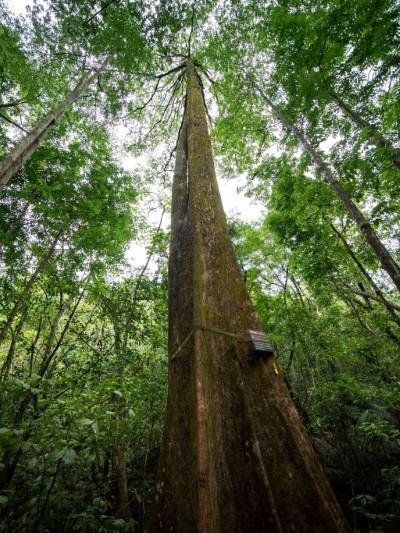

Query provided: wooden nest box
[247,329,274,356]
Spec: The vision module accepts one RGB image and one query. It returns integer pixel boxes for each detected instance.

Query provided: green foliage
[0,270,168,531]
[229,217,400,530]
[1,0,400,530]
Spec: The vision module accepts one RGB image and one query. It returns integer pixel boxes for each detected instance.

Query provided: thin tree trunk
[0,231,62,345]
[330,91,400,170]
[122,207,166,354]
[45,279,89,366]
[148,59,349,532]
[340,290,375,334]
[33,458,62,531]
[0,200,31,251]
[249,76,400,293]
[29,309,46,378]
[115,439,131,522]
[0,291,84,493]
[330,223,400,325]
[343,284,400,312]
[38,299,70,377]
[0,54,116,189]
[290,275,306,308]
[0,308,28,382]
[112,319,132,523]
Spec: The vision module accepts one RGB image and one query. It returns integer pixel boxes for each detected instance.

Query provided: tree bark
[148,60,349,532]
[249,76,400,294]
[0,231,62,345]
[0,54,115,189]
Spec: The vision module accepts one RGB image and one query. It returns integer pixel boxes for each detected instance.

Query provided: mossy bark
[148,60,350,532]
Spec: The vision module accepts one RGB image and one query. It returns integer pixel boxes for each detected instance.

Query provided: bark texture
[148,60,349,532]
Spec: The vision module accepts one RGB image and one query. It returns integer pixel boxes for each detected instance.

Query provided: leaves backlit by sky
[7,0,265,270]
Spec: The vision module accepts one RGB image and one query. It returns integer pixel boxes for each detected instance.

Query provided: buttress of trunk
[147,60,350,532]
[0,54,115,189]
[249,76,400,294]
[0,231,61,346]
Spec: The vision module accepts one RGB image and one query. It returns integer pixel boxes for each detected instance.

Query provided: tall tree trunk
[249,76,400,294]
[0,54,115,189]
[0,231,62,345]
[148,60,349,532]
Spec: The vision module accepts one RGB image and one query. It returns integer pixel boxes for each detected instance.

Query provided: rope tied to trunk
[170,325,248,361]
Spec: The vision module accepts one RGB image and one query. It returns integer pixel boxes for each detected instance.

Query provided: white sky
[7,0,29,14]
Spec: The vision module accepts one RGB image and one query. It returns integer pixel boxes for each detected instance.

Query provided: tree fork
[148,59,349,532]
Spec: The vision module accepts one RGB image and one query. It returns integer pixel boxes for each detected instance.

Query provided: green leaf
[79,418,94,426]
[21,441,33,452]
[62,448,77,465]
[28,457,38,469]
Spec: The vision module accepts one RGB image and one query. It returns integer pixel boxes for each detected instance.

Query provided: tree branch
[342,282,400,312]
[0,112,29,133]
[155,63,185,80]
[0,98,27,109]
[85,0,118,24]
